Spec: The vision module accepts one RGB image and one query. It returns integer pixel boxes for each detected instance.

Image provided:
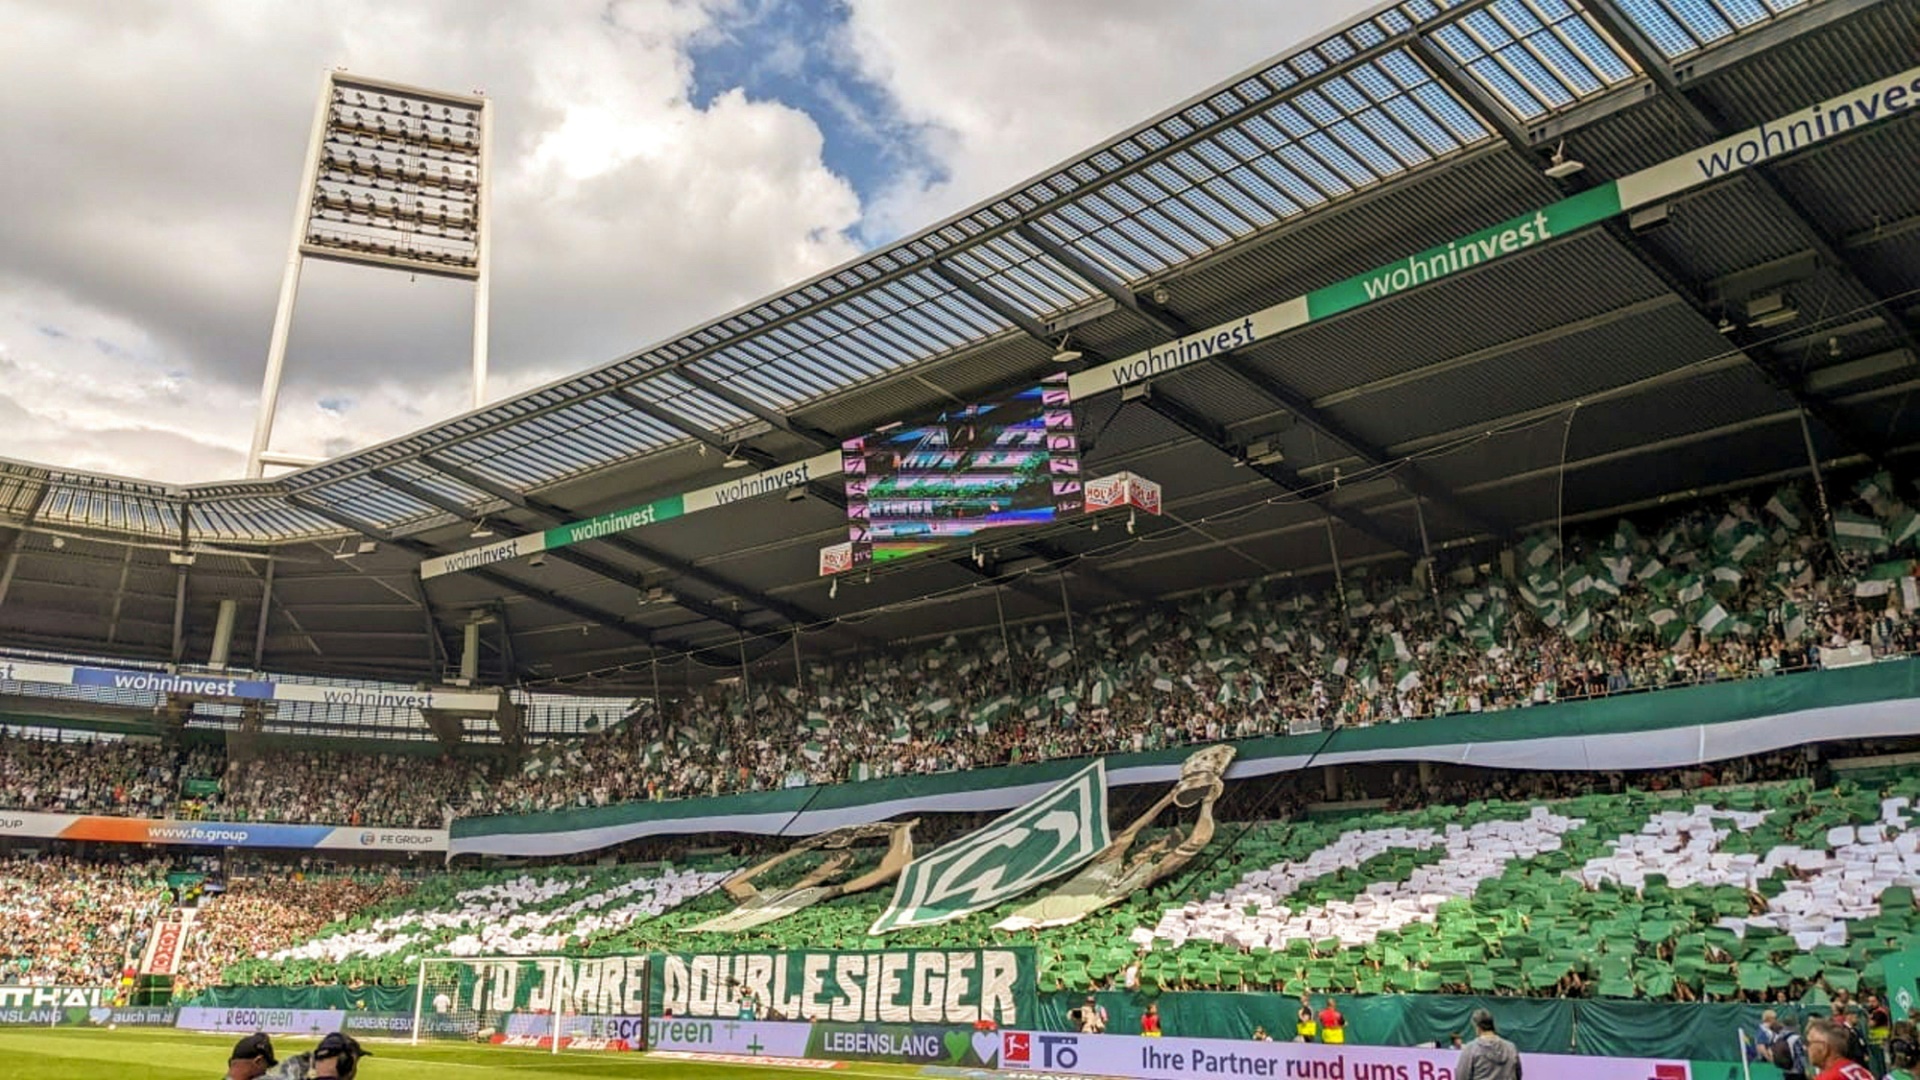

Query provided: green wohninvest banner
[418,66,1920,580]
[451,660,1920,857]
[872,761,1109,935]
[448,949,1035,1026]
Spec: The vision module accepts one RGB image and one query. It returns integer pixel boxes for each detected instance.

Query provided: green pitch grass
[0,1028,935,1080]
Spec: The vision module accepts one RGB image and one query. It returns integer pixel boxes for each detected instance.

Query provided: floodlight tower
[246,71,493,478]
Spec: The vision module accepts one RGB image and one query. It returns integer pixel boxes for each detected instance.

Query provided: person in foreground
[1803,1018,1872,1080]
[1455,1008,1521,1080]
[264,1032,372,1080]
[225,1033,277,1080]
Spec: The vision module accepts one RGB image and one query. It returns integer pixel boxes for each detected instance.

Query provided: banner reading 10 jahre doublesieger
[455,950,1035,1027]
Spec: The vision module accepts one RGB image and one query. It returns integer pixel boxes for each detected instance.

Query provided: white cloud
[0,0,1374,483]
[841,0,1377,240]
[0,0,860,481]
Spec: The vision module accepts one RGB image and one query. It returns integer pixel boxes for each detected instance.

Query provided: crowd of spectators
[1,480,1918,828]
[0,856,168,987]
[462,481,1920,815]
[217,751,472,829]
[171,872,413,1000]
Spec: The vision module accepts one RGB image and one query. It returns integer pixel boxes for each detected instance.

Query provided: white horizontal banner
[0,657,498,711]
[997,1030,1694,1080]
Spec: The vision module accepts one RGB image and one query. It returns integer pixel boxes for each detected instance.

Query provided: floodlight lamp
[1543,141,1585,179]
[1151,286,1171,306]
[785,485,807,502]
[168,551,197,567]
[355,540,378,555]
[722,445,752,469]
[829,578,839,600]
[469,521,494,539]
[528,553,548,568]
[1128,510,1137,535]
[1052,336,1082,366]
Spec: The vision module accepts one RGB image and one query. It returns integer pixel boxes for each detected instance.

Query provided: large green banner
[1885,946,1920,1018]
[656,947,1035,1027]
[443,949,1035,1028]
[871,760,1110,934]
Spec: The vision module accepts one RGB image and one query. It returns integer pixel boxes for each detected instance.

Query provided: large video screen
[842,373,1081,565]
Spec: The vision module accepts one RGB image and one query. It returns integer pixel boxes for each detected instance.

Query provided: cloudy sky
[0,0,1373,484]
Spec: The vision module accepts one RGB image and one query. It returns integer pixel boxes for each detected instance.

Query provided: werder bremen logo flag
[870,759,1109,935]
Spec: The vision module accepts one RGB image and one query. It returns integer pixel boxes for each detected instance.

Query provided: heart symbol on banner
[88,1009,112,1025]
[971,1030,1001,1064]
[942,1031,971,1061]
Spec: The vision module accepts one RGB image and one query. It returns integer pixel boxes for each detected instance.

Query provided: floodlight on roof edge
[247,71,492,480]
[722,445,752,469]
[1053,335,1082,367]
[1543,140,1585,179]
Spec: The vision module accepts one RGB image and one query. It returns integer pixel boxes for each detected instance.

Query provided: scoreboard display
[841,373,1081,565]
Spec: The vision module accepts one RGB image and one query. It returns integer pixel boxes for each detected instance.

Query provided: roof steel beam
[927,261,1059,351]
[362,469,764,634]
[1582,0,1920,354]
[1578,0,1918,481]
[1003,224,1451,552]
[607,388,780,470]
[286,493,661,647]
[674,368,843,451]
[1141,392,1415,556]
[0,478,51,608]
[415,456,830,633]
[1017,149,1510,545]
[1410,36,1544,161]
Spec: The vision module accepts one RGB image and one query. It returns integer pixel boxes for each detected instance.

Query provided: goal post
[409,955,653,1053]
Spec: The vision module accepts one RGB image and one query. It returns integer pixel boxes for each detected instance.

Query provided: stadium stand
[7,479,1914,829]
[0,856,168,987]
[175,746,1909,1007]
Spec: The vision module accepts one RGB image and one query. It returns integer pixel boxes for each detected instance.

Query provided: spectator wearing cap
[266,1032,371,1080]
[1455,1009,1521,1080]
[226,1033,276,1080]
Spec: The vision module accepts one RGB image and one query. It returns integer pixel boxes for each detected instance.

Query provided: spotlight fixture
[1150,286,1170,306]
[1127,509,1137,535]
[785,485,807,502]
[169,551,198,567]
[528,553,548,568]
[829,578,839,600]
[50,536,66,550]
[1052,336,1082,366]
[1543,141,1585,179]
[1745,292,1799,330]
[721,445,752,469]
[469,521,494,539]
[1628,203,1671,234]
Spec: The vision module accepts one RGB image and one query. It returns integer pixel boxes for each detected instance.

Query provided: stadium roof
[1,0,1916,691]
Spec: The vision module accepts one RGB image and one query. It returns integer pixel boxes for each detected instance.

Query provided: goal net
[411,955,653,1053]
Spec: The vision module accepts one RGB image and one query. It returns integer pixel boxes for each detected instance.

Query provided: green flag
[870,760,1110,934]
